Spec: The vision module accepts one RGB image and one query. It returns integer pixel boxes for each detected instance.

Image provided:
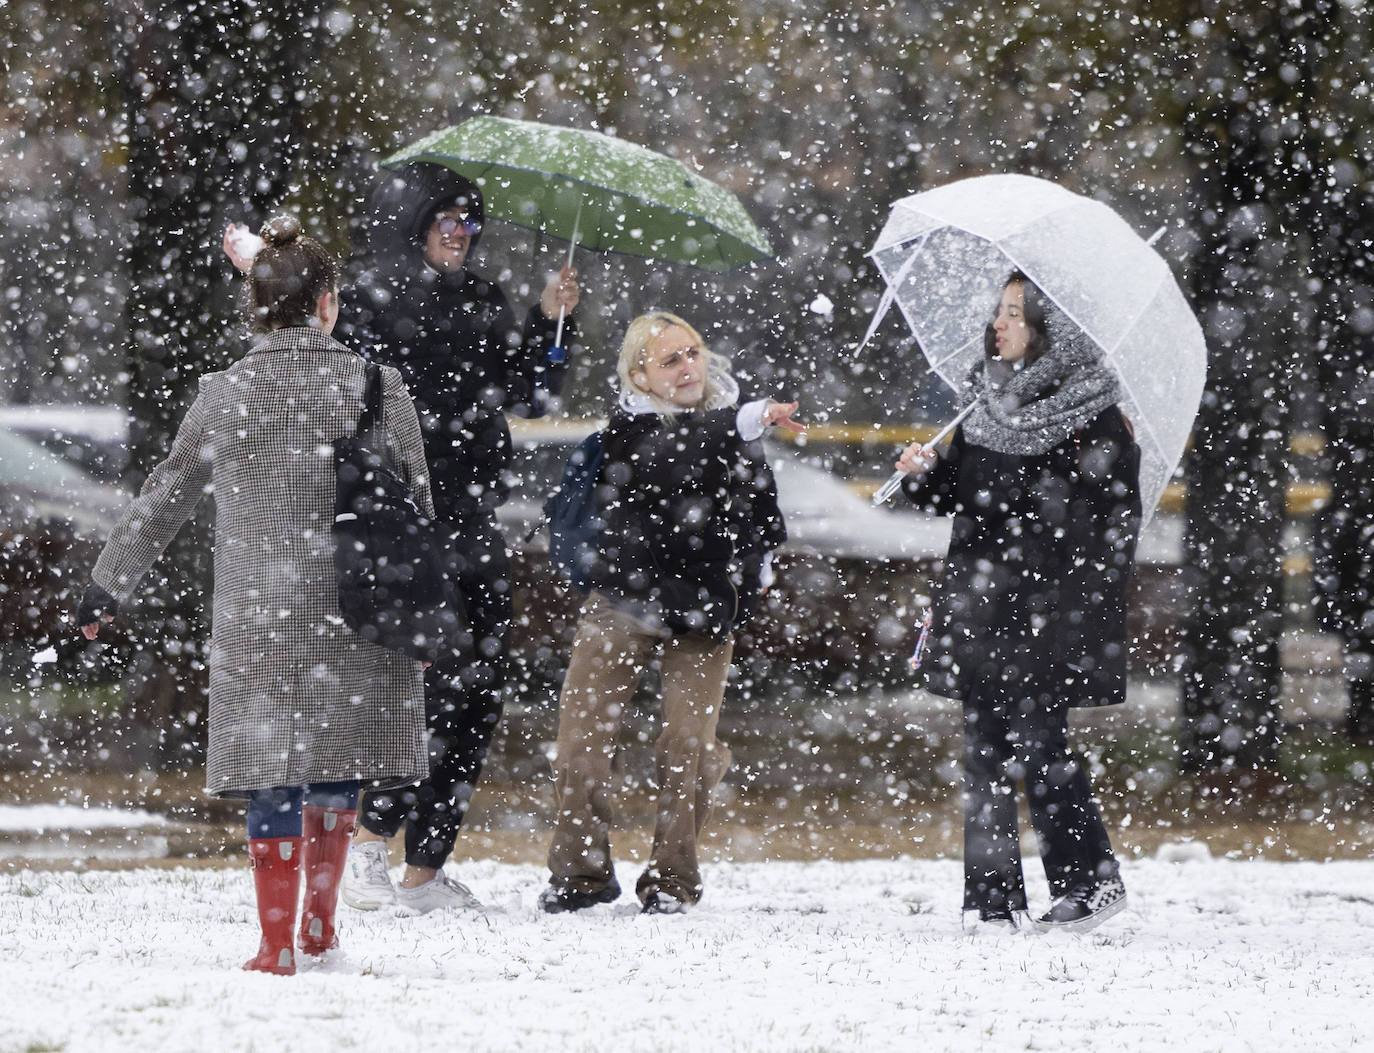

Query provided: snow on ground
[2,856,1371,1052]
[0,803,168,832]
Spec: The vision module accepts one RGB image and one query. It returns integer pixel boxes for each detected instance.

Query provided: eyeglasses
[434,213,481,237]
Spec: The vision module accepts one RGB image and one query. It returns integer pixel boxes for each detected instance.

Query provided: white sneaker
[394,871,484,914]
[341,841,396,911]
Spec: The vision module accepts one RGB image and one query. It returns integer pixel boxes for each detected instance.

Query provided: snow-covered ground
[0,803,167,832]
[3,855,1371,1052]
[0,804,171,863]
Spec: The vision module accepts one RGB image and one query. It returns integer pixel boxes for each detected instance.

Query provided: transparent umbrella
[864,173,1207,522]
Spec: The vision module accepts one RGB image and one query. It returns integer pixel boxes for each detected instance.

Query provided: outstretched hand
[763,400,805,433]
[80,615,113,641]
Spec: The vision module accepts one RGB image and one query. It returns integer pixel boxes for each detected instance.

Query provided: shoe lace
[1067,879,1120,907]
[1065,883,1095,906]
[439,873,477,899]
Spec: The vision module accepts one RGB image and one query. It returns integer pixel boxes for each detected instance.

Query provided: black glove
[76,582,119,626]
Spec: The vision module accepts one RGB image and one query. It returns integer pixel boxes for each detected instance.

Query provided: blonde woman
[539,312,801,914]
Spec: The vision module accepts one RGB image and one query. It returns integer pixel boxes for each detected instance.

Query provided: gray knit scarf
[961,302,1121,455]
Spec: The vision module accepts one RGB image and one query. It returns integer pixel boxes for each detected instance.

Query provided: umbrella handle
[552,202,582,352]
[872,469,910,507]
[871,401,978,506]
[554,304,568,352]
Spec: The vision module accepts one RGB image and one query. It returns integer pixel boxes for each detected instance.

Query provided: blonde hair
[616,311,733,414]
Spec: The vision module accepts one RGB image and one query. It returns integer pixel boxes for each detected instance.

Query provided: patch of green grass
[0,681,127,722]
[1279,731,1374,780]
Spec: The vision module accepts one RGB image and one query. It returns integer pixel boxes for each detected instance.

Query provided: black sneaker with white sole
[1034,877,1127,932]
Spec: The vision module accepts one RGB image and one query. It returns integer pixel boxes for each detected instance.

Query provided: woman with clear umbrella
[895,270,1142,931]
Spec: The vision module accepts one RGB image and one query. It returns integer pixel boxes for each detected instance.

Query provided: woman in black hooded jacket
[898,272,1141,932]
[335,164,581,911]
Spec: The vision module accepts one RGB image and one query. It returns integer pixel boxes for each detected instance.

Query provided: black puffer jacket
[336,259,571,518]
[905,406,1141,706]
[588,407,787,638]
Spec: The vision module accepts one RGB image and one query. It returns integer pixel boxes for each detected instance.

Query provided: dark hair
[983,269,1051,365]
[243,215,340,332]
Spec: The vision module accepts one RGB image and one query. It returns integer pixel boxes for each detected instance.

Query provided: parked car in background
[0,421,130,673]
[0,405,130,485]
[497,417,952,561]
[1,403,1185,711]
[498,418,1187,698]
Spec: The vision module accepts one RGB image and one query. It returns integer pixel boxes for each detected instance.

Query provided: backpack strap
[356,362,384,433]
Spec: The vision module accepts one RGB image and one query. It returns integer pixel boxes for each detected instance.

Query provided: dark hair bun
[259,214,302,247]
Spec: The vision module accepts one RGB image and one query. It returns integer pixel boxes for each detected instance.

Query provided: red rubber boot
[243,836,303,976]
[299,806,357,956]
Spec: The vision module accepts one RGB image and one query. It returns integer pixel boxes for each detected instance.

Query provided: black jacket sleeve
[76,581,119,625]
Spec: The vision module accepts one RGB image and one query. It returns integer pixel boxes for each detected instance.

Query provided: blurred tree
[1174,0,1339,773]
[107,0,327,765]
[0,1,126,405]
[1306,1,1374,740]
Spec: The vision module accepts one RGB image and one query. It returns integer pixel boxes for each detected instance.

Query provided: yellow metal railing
[516,419,1332,516]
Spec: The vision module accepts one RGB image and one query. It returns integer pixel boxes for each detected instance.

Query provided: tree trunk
[1304,1,1374,741]
[1177,10,1306,775]
[1178,205,1290,774]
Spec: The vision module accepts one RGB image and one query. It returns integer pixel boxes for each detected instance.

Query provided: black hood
[358,161,486,260]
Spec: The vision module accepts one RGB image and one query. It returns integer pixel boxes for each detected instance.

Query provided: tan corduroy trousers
[547,591,734,905]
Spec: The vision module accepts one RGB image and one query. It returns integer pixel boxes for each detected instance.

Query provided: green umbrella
[382,116,773,274]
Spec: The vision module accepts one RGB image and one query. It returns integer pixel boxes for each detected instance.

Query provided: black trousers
[962,673,1119,913]
[359,510,511,869]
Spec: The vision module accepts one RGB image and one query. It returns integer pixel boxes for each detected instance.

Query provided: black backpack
[333,363,461,660]
[542,431,604,594]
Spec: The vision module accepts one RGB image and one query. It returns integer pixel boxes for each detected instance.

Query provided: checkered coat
[93,327,432,798]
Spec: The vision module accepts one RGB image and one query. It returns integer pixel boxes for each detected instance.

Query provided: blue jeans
[246,781,360,839]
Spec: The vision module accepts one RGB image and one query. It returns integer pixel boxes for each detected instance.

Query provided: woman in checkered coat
[76,216,432,975]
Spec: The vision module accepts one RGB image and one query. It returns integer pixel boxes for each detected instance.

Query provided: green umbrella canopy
[382,117,773,272]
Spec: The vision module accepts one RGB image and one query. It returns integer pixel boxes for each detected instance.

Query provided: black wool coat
[336,259,572,520]
[587,407,787,639]
[905,406,1141,707]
